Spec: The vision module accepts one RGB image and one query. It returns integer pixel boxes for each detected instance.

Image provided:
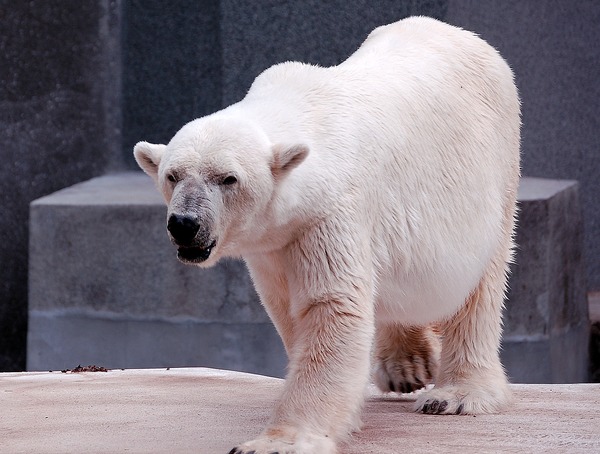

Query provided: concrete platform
[2,368,599,453]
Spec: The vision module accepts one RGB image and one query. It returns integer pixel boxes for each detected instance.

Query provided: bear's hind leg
[373,323,440,394]
[414,250,511,415]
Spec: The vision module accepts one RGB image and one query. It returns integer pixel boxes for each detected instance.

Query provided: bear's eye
[167,174,177,183]
[220,175,238,186]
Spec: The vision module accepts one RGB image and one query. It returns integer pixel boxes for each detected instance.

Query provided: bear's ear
[133,141,166,182]
[271,143,309,179]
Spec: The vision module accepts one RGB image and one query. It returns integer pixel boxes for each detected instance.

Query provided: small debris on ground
[61,365,109,373]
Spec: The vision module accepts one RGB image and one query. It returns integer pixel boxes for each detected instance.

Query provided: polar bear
[134,16,520,454]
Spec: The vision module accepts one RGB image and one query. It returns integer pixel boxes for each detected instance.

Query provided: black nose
[167,214,200,245]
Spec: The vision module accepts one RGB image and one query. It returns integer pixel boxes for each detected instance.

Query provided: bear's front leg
[231,224,374,454]
[231,298,374,454]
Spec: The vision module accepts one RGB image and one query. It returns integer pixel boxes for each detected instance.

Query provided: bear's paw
[229,427,336,454]
[414,381,511,415]
[373,324,441,394]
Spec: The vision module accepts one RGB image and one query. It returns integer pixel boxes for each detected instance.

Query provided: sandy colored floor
[2,367,599,453]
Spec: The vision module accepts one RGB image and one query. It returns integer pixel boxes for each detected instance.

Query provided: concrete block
[28,174,588,383]
[502,178,589,383]
[28,173,286,376]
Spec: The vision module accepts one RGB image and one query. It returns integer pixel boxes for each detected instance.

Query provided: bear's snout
[167,214,200,246]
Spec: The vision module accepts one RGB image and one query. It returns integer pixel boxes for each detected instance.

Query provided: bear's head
[134,115,309,267]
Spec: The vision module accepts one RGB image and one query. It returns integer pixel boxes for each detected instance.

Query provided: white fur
[135,16,520,454]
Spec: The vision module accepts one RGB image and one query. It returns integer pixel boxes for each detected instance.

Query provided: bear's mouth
[177,239,216,263]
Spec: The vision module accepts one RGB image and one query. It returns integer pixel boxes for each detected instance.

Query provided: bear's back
[236,17,520,322]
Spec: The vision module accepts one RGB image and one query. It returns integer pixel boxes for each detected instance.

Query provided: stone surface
[1,368,599,453]
[501,178,589,383]
[28,173,588,383]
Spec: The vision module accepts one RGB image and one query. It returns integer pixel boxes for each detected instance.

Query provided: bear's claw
[228,447,289,454]
[228,449,262,454]
[420,399,449,414]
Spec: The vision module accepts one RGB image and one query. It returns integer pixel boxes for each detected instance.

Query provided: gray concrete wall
[27,173,286,377]
[121,0,222,168]
[218,0,447,106]
[0,0,122,371]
